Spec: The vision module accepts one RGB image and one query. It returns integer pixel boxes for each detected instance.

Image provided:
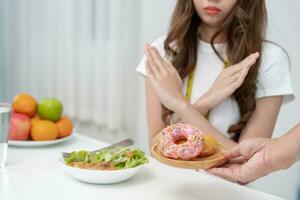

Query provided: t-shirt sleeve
[136,36,166,77]
[256,43,295,104]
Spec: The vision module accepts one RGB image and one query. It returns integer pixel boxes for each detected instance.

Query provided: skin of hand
[194,52,260,115]
[145,42,259,115]
[207,123,300,183]
[144,43,186,112]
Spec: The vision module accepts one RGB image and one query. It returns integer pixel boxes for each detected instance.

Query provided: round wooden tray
[151,143,228,170]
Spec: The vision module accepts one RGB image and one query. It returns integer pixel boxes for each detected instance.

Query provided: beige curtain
[1,0,140,140]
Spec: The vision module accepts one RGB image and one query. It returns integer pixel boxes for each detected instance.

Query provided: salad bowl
[60,146,149,184]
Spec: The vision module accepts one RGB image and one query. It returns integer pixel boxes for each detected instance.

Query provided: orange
[199,135,218,157]
[12,93,37,117]
[31,114,41,126]
[31,120,58,141]
[56,116,73,138]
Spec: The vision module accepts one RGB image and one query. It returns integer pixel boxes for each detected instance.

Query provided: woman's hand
[195,52,260,114]
[144,43,186,112]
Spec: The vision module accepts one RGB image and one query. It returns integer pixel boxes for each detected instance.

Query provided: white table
[0,134,284,200]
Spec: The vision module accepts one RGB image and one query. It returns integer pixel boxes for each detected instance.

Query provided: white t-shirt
[136,36,295,136]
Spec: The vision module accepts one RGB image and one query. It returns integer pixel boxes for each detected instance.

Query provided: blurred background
[0,0,299,199]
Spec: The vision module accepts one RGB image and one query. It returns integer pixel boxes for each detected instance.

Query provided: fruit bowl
[9,93,74,146]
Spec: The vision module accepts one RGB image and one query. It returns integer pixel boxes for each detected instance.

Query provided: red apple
[9,112,31,140]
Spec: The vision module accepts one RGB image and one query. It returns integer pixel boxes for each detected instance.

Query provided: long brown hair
[163,0,267,141]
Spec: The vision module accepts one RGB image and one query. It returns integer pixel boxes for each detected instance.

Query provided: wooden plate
[151,143,228,170]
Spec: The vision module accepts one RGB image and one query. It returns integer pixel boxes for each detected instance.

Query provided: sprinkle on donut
[157,123,204,160]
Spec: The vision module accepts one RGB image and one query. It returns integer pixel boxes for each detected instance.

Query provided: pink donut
[157,123,204,160]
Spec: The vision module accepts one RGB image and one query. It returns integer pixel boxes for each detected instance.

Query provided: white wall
[137,0,300,199]
[0,1,5,99]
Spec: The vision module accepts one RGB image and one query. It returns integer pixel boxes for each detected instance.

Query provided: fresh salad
[64,146,149,170]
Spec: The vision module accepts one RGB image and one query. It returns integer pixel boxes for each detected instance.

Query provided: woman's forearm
[174,101,236,148]
[193,95,211,116]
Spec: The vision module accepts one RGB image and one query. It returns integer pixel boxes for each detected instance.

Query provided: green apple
[38,98,63,122]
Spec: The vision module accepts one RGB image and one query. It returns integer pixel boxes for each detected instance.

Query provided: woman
[137,0,294,148]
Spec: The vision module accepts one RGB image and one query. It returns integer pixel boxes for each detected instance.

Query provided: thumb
[241,138,266,159]
[222,144,241,159]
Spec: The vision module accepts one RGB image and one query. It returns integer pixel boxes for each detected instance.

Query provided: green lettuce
[64,146,149,169]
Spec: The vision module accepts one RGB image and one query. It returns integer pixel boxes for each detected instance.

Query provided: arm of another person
[208,123,300,183]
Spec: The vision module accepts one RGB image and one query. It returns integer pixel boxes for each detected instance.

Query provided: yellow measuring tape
[185,69,195,102]
[185,59,230,119]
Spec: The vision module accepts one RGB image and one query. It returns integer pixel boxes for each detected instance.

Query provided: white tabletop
[0,133,283,200]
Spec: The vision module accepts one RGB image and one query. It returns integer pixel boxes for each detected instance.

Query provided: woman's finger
[239,52,260,69]
[231,64,253,87]
[146,59,160,89]
[163,57,175,72]
[164,58,182,80]
[160,55,182,83]
[146,45,168,74]
[227,52,259,76]
[225,54,253,76]
[226,63,243,76]
[230,74,245,89]
[228,70,246,86]
[228,72,240,85]
[145,59,155,79]
[145,44,160,76]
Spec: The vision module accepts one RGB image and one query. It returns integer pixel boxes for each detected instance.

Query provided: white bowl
[59,158,144,184]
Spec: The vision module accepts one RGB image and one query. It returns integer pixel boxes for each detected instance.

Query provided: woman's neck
[200,24,227,44]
